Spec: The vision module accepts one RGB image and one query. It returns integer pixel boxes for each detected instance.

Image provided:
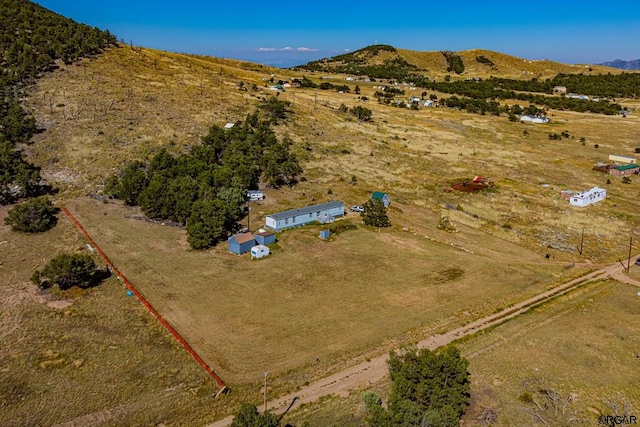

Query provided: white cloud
[255,46,320,53]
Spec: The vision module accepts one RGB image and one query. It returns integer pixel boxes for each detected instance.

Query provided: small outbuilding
[250,245,270,259]
[372,192,390,207]
[255,230,275,245]
[609,154,636,165]
[610,163,640,176]
[560,190,574,200]
[228,232,255,255]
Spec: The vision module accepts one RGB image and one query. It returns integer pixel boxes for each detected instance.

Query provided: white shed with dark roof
[265,201,344,231]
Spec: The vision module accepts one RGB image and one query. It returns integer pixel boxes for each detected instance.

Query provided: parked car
[350,205,365,213]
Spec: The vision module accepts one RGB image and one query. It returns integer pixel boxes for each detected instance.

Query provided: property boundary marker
[61,206,226,390]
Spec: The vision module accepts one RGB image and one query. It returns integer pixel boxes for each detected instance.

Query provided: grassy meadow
[66,198,574,390]
[0,207,227,426]
[2,44,639,425]
[460,279,640,425]
[281,279,640,426]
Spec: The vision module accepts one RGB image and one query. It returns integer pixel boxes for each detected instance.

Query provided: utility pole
[263,372,269,412]
[247,202,251,232]
[627,235,633,272]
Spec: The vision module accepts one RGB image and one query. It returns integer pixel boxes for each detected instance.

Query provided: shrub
[34,253,106,290]
[476,55,494,66]
[4,197,58,233]
[350,106,373,122]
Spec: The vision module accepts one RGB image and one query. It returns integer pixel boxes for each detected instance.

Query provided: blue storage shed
[265,200,345,232]
[228,232,255,255]
[255,230,276,245]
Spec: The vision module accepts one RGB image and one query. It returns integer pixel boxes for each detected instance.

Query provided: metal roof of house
[266,200,343,221]
[372,191,388,199]
[572,187,606,199]
[616,163,639,171]
[230,232,255,244]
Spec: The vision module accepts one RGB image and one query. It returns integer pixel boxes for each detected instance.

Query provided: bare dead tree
[478,407,498,426]
[518,380,587,426]
[606,395,633,418]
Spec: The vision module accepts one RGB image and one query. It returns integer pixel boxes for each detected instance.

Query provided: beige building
[609,154,636,164]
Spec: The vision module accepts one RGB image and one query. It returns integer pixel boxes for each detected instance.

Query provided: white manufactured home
[609,154,636,165]
[569,187,606,207]
[520,115,550,124]
[265,201,345,231]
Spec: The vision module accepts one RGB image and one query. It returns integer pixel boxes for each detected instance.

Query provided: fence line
[61,206,226,389]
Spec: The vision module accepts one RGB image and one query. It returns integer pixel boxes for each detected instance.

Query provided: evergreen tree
[364,346,471,427]
[186,199,227,250]
[35,253,103,290]
[4,196,57,232]
[230,403,279,427]
[362,198,391,227]
[106,113,302,249]
[105,161,147,205]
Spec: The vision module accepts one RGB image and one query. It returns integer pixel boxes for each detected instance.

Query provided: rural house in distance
[610,163,640,176]
[609,154,636,164]
[569,187,606,207]
[265,201,345,231]
[519,115,550,124]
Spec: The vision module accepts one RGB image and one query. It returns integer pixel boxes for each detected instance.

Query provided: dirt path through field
[207,258,636,427]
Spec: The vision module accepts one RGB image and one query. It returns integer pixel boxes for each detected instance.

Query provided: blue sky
[36,1,640,67]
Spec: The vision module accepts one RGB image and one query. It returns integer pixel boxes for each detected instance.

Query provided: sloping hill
[1,0,116,203]
[296,45,620,80]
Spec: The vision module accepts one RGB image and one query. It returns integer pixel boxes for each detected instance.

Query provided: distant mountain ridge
[294,45,621,81]
[597,59,640,70]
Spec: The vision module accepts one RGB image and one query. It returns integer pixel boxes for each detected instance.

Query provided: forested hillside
[0,0,116,203]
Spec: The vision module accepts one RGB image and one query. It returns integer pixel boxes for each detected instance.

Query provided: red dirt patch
[451,181,492,193]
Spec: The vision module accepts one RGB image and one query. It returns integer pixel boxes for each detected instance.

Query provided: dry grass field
[3,44,639,425]
[0,207,227,426]
[281,279,640,426]
[460,278,640,425]
[66,198,575,389]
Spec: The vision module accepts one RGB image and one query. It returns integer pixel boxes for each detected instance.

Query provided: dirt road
[207,258,638,427]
